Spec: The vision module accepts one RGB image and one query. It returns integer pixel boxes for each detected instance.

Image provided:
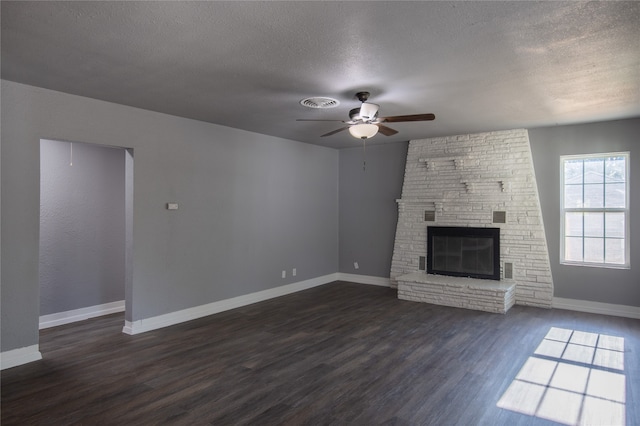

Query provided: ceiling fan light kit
[349,123,379,139]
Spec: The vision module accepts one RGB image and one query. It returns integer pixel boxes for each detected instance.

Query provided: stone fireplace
[390,129,553,313]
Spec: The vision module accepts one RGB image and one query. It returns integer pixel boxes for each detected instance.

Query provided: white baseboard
[336,273,392,287]
[123,273,340,335]
[553,297,640,319]
[40,300,125,329]
[1,345,42,370]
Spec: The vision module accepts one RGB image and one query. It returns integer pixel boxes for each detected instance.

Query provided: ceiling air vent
[299,97,340,109]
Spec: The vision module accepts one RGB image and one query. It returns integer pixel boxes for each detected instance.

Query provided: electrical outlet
[354,262,359,270]
[282,270,286,279]
[292,268,297,277]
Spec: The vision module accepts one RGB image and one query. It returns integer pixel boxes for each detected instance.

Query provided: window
[560,152,629,268]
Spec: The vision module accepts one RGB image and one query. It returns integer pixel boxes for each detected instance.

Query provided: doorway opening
[39,139,133,331]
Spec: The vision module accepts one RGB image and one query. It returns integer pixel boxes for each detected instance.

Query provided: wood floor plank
[2,282,639,425]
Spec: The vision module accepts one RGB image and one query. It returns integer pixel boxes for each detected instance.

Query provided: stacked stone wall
[390,129,553,308]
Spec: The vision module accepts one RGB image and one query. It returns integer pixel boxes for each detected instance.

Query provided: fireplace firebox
[427,226,500,280]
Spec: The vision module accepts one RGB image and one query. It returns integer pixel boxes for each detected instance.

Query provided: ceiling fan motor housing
[349,104,379,122]
[360,102,379,121]
[355,91,370,102]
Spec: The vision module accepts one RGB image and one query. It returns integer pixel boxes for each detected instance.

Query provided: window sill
[560,261,630,270]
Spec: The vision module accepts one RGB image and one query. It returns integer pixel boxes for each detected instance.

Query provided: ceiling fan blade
[376,124,398,136]
[296,119,347,122]
[379,113,435,123]
[321,127,350,137]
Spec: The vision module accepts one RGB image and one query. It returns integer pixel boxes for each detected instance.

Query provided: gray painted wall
[529,118,640,307]
[1,80,338,352]
[39,140,126,316]
[338,142,408,277]
[3,77,637,356]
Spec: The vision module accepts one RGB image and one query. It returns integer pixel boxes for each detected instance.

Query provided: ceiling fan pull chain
[362,137,367,171]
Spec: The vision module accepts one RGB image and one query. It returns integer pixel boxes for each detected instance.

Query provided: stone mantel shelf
[395,199,438,204]
[418,156,466,170]
[460,179,511,193]
[418,154,468,162]
[395,198,508,205]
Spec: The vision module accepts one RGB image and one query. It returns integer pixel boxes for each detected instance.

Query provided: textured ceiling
[2,1,639,148]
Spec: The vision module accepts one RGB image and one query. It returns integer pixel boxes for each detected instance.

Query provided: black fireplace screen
[427,226,500,280]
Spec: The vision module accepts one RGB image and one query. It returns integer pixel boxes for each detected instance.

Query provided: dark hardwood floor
[2,282,639,425]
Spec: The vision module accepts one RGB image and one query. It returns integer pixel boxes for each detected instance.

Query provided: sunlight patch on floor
[497,327,625,425]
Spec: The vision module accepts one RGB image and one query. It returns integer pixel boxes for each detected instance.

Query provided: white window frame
[560,152,630,269]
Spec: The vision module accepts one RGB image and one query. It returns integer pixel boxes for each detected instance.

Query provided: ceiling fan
[297,91,435,139]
